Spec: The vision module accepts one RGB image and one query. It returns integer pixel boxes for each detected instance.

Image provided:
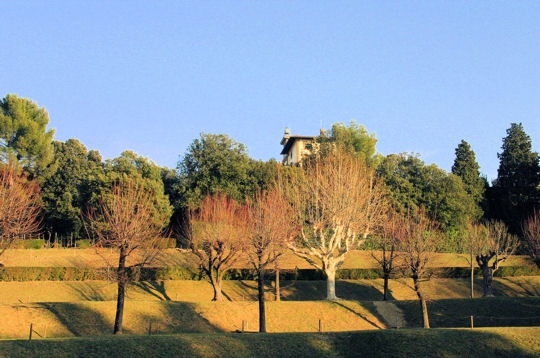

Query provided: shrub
[75,239,92,249]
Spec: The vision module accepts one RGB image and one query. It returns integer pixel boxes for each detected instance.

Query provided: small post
[241,320,245,333]
[148,321,153,335]
[28,323,33,342]
[470,315,474,329]
[318,319,322,332]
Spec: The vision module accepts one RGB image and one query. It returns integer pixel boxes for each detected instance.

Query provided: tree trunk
[257,269,266,332]
[383,272,390,301]
[470,252,474,299]
[275,268,280,302]
[113,248,127,334]
[481,266,494,297]
[211,272,224,301]
[476,253,495,297]
[325,266,338,300]
[413,276,430,328]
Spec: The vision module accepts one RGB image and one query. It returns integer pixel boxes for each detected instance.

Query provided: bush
[75,239,92,249]
[495,265,540,277]
[9,238,46,249]
[154,238,177,249]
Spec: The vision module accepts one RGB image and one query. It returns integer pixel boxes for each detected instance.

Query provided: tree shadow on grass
[131,281,171,301]
[330,300,384,329]
[495,277,540,297]
[65,282,112,301]
[5,329,537,357]
[139,301,223,334]
[396,297,540,328]
[330,329,538,358]
[276,280,389,301]
[41,302,110,337]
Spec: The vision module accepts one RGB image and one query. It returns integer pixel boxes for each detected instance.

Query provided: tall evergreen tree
[489,123,540,232]
[452,140,485,221]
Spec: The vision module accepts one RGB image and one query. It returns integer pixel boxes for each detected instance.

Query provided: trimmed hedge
[0,265,538,282]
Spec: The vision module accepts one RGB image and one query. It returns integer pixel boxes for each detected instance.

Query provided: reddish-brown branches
[84,177,170,334]
[523,210,540,266]
[188,193,248,301]
[0,162,41,258]
[245,186,299,332]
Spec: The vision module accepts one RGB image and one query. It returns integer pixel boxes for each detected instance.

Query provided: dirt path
[373,301,406,328]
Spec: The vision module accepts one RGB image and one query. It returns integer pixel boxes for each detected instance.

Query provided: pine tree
[0,94,55,173]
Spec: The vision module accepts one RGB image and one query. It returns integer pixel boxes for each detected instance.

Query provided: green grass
[0,328,539,357]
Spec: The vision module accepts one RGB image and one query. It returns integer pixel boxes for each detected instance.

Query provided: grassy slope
[0,249,538,356]
[0,328,539,358]
[0,277,538,339]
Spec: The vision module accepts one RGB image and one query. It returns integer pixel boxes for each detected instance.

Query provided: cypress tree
[452,140,486,220]
[490,123,540,232]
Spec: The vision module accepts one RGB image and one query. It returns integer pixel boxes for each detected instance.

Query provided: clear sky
[2,1,539,181]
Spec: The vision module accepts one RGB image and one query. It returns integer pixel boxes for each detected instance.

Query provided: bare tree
[464,222,489,299]
[475,220,518,297]
[287,150,387,300]
[188,193,248,301]
[523,210,540,267]
[245,187,299,332]
[0,161,41,259]
[398,208,442,329]
[84,177,170,334]
[370,208,400,301]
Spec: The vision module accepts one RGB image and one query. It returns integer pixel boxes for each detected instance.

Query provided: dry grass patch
[0,300,387,339]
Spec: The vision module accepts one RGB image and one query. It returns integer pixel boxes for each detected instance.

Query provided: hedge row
[8,238,178,249]
[0,265,538,282]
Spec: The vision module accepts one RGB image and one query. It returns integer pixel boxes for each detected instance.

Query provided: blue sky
[2,1,539,181]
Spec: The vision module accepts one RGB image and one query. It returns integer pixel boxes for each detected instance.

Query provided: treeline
[0,94,538,248]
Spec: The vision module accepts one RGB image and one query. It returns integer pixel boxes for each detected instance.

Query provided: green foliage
[0,266,204,282]
[0,266,107,281]
[489,123,540,233]
[0,94,55,173]
[176,133,277,208]
[452,139,486,220]
[103,151,173,230]
[9,238,46,249]
[318,121,380,165]
[40,139,107,238]
[74,239,92,249]
[377,153,476,232]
